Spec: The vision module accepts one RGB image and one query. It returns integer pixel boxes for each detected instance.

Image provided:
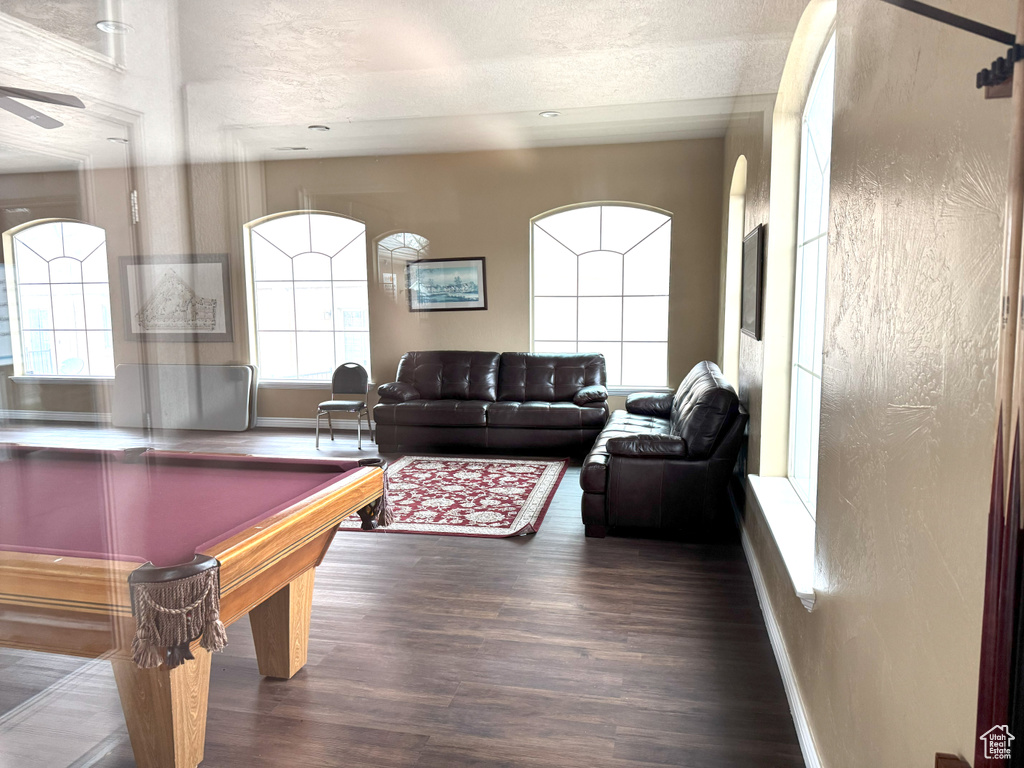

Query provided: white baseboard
[0,409,110,424]
[740,521,824,768]
[256,416,375,431]
[255,416,316,429]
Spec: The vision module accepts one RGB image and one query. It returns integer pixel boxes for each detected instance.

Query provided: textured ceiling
[178,0,808,161]
[0,0,816,170]
[1,0,110,55]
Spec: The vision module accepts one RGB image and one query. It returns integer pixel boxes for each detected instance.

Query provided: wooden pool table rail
[0,465,380,650]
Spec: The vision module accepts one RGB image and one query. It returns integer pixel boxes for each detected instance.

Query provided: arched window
[722,156,748,386]
[531,203,672,387]
[245,211,370,380]
[3,219,113,376]
[375,232,429,300]
[789,33,835,514]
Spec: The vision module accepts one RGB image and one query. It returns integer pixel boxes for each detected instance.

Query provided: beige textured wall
[0,164,178,412]
[255,139,724,416]
[3,139,723,418]
[3,379,112,414]
[723,0,1012,765]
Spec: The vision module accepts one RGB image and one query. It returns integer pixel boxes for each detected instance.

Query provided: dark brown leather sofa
[580,361,747,538]
[374,351,609,454]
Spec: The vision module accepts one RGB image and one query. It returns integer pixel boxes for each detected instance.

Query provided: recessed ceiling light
[307,124,330,132]
[538,111,561,118]
[96,20,132,34]
[106,137,129,144]
[273,146,309,151]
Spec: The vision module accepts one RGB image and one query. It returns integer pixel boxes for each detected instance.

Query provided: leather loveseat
[580,361,747,538]
[374,351,609,454]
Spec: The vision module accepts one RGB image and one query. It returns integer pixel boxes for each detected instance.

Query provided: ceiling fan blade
[0,97,63,129]
[0,87,84,109]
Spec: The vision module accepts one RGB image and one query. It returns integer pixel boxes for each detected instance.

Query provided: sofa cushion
[377,381,419,402]
[487,401,608,429]
[671,361,740,460]
[607,434,687,458]
[498,353,606,402]
[602,410,673,436]
[573,384,608,406]
[394,351,500,401]
[373,400,490,427]
[579,410,672,493]
[626,391,673,418]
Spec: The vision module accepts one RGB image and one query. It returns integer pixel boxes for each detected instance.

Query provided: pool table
[0,445,386,768]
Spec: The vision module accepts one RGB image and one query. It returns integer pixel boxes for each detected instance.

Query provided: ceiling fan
[0,86,84,129]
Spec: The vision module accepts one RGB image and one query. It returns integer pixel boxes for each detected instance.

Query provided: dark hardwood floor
[0,423,804,767]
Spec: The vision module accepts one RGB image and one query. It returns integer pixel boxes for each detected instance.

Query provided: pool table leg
[110,646,212,768]
[356,500,381,530]
[248,567,315,679]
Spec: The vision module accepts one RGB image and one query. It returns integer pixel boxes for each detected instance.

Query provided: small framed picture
[120,253,233,341]
[406,258,488,312]
[741,224,765,340]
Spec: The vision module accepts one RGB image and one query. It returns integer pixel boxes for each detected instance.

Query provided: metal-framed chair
[316,363,373,449]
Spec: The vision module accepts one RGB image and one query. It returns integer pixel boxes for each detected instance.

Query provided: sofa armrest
[607,434,688,458]
[377,381,420,402]
[573,384,608,406]
[625,392,673,418]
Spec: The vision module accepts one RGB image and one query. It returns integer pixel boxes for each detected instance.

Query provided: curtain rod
[878,0,1015,46]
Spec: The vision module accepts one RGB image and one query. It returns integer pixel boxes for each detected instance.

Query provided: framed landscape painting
[120,253,233,341]
[406,258,487,312]
[741,224,765,340]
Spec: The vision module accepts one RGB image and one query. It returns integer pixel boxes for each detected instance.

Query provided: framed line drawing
[406,257,487,312]
[741,224,765,340]
[120,253,233,341]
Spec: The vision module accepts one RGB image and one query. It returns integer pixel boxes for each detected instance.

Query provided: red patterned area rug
[338,456,568,537]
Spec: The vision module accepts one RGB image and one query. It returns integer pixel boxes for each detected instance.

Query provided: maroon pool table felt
[0,446,363,566]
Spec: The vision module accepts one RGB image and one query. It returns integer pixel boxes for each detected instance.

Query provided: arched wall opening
[721,155,748,386]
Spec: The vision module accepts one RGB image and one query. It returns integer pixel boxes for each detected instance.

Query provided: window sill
[746,474,816,611]
[258,379,375,390]
[607,385,674,396]
[9,376,113,385]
